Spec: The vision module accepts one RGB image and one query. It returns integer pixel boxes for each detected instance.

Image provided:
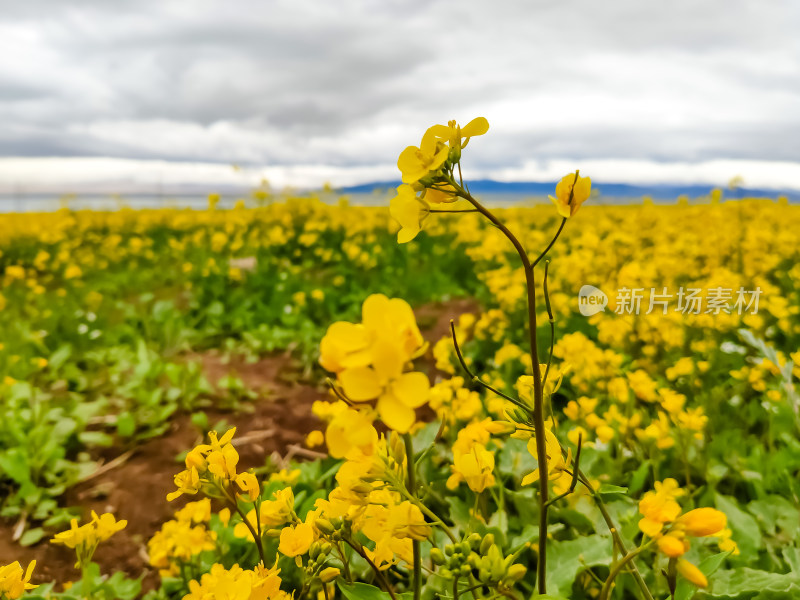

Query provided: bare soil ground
[0,352,326,590]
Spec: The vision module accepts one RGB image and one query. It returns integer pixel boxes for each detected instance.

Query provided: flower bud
[504,564,527,584]
[677,559,708,588]
[678,508,727,537]
[309,542,321,560]
[430,548,446,565]
[319,567,341,583]
[486,421,516,435]
[315,519,335,535]
[480,534,495,555]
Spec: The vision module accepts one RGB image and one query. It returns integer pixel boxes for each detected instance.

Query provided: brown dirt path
[0,352,326,590]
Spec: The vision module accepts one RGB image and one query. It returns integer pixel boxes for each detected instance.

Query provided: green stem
[532,218,567,267]
[81,562,93,600]
[404,433,422,600]
[578,472,655,600]
[450,320,528,410]
[344,539,397,600]
[453,183,549,594]
[599,544,649,600]
[224,486,266,567]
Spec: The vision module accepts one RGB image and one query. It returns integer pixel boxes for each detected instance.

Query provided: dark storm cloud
[1,0,799,169]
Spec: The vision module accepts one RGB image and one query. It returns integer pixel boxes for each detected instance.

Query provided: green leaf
[48,344,73,371]
[116,412,136,437]
[444,496,472,530]
[100,571,142,600]
[191,411,209,431]
[19,527,45,546]
[696,568,800,598]
[78,431,114,447]
[748,496,799,539]
[546,534,613,598]
[782,547,800,575]
[337,582,412,600]
[716,494,762,558]
[0,449,31,484]
[627,460,651,496]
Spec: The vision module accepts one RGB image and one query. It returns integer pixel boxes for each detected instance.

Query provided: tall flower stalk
[390,118,592,594]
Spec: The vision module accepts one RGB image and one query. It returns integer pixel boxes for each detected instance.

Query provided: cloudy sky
[1,0,799,193]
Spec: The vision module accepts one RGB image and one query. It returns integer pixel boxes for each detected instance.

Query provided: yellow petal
[397,227,420,244]
[397,147,428,184]
[461,117,489,138]
[549,195,571,219]
[574,175,591,202]
[371,339,405,382]
[339,367,382,401]
[657,534,687,558]
[392,372,430,408]
[427,124,452,140]
[377,393,416,433]
[638,517,663,537]
[323,322,370,353]
[361,293,390,332]
[521,469,540,486]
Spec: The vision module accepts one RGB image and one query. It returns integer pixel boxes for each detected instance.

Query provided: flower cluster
[148,499,218,577]
[51,511,127,568]
[320,293,429,434]
[312,436,431,570]
[183,563,289,600]
[0,562,36,600]
[638,479,734,588]
[168,427,260,503]
[390,117,488,242]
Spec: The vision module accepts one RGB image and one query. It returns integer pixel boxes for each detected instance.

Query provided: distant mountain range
[340,179,799,200]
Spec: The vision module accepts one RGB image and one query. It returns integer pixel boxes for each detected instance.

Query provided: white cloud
[1,156,798,194]
[0,0,798,189]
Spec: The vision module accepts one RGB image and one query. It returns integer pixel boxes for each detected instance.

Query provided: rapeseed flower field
[1,118,799,600]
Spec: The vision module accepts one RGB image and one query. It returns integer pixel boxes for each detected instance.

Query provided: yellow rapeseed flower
[549,171,591,218]
[0,561,37,599]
